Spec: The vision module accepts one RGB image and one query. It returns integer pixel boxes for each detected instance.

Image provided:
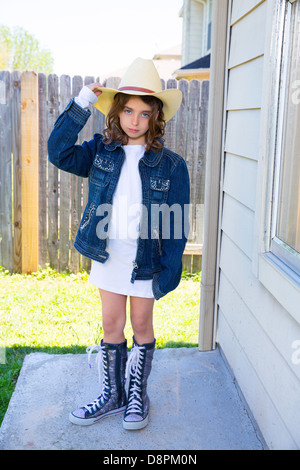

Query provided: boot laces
[125,345,145,415]
[84,344,110,413]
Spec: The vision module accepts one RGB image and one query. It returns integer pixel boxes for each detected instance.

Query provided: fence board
[0,71,13,271]
[174,79,191,272]
[21,71,39,273]
[183,80,201,272]
[59,74,71,271]
[11,71,22,273]
[187,80,201,232]
[80,76,95,272]
[176,79,189,159]
[94,75,105,134]
[38,73,48,269]
[70,75,83,272]
[198,80,209,207]
[47,74,59,270]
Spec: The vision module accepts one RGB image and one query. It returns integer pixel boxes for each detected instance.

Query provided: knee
[131,312,151,337]
[102,315,115,336]
[102,312,125,337]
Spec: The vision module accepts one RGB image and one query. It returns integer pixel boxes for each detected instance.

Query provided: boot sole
[123,414,149,430]
[69,405,126,426]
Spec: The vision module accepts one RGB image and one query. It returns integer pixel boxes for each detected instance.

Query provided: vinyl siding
[181,0,205,65]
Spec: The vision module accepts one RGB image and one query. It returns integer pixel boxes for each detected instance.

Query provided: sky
[1,0,183,78]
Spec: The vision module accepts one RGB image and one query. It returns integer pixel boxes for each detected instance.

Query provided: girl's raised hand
[87,83,103,96]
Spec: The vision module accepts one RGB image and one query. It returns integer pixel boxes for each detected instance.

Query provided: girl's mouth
[128,128,139,133]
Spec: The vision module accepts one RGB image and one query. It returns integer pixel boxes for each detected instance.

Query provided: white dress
[89,144,154,298]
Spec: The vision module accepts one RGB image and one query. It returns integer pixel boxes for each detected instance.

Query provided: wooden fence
[0,70,209,274]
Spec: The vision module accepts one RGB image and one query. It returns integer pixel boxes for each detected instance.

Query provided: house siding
[182,0,206,65]
[217,0,300,449]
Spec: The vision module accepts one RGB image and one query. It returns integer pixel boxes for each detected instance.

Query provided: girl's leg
[99,289,127,344]
[69,289,128,426]
[123,296,155,430]
[129,296,155,345]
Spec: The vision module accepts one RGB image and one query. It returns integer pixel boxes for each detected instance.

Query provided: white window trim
[254,0,300,324]
[198,0,229,351]
[258,253,300,323]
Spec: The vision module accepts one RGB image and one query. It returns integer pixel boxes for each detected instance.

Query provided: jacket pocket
[150,177,170,202]
[90,154,114,187]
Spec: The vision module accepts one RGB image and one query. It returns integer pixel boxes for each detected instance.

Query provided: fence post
[21,71,39,273]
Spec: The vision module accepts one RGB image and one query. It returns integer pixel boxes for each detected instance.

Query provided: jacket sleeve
[47,98,98,177]
[152,157,190,300]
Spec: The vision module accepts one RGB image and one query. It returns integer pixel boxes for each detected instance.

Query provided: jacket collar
[104,139,164,167]
[104,140,122,151]
[142,146,164,167]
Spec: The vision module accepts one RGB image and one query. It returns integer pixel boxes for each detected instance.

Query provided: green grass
[0,266,200,425]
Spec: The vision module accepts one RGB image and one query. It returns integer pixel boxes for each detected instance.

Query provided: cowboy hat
[93,57,182,122]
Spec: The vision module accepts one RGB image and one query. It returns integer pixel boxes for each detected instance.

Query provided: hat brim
[93,87,182,122]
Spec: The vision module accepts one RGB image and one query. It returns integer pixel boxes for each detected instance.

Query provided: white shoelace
[125,345,145,414]
[84,344,109,413]
[87,344,103,383]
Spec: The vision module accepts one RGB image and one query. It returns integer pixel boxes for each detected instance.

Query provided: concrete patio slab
[0,347,266,450]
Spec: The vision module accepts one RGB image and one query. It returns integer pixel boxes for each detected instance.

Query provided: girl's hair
[103,93,166,152]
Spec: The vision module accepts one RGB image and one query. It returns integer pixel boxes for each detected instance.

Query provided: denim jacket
[47,99,190,300]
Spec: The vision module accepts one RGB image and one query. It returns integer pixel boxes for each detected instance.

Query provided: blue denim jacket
[47,99,190,300]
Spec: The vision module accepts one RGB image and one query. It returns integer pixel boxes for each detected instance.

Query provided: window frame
[271,0,300,276]
[255,0,300,324]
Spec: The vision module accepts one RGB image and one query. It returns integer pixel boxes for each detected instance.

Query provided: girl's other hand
[87,83,103,96]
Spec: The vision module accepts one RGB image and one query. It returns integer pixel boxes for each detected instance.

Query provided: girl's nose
[131,114,139,126]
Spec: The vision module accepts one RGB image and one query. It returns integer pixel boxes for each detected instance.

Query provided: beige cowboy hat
[93,57,182,122]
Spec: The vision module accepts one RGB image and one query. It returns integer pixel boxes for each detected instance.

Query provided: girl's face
[119,96,153,145]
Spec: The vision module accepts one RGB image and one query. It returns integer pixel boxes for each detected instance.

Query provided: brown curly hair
[103,93,166,153]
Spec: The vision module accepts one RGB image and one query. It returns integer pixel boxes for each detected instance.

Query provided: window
[257,0,300,323]
[207,0,213,51]
[272,0,300,277]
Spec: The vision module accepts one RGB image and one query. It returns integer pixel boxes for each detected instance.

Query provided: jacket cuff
[64,98,91,126]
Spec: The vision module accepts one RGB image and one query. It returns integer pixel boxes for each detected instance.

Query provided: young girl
[48,58,190,430]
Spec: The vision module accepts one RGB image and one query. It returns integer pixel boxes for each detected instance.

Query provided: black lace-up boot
[123,337,155,430]
[69,340,127,426]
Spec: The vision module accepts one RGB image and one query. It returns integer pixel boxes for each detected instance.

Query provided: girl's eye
[142,112,150,118]
[124,109,131,114]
